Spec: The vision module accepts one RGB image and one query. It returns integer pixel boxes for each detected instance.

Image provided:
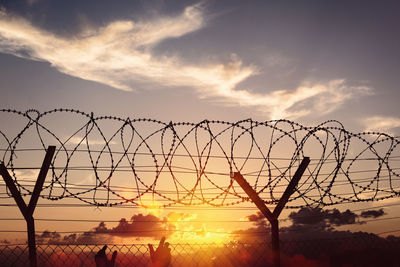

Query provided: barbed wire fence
[1,109,400,266]
[1,108,399,207]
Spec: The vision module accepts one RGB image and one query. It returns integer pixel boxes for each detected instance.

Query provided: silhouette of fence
[1,237,400,267]
[2,109,400,267]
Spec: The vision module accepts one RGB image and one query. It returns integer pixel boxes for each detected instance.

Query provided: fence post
[26,217,36,266]
[0,146,56,267]
[233,157,310,267]
[270,218,280,266]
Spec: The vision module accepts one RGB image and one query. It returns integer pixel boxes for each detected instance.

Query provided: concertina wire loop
[0,109,399,209]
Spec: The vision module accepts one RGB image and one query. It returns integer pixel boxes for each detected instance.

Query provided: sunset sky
[0,0,400,245]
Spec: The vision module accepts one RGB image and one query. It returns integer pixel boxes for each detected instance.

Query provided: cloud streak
[363,116,400,136]
[0,5,370,119]
[208,78,371,119]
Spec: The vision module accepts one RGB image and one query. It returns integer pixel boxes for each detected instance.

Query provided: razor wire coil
[0,108,399,208]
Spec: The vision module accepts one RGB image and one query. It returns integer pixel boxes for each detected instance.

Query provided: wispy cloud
[0,4,226,91]
[0,5,371,119]
[363,116,400,136]
[206,78,371,119]
[67,136,116,146]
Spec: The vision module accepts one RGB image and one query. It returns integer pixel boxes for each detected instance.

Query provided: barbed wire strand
[0,109,399,208]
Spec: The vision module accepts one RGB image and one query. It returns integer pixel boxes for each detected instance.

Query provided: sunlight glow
[138,197,164,217]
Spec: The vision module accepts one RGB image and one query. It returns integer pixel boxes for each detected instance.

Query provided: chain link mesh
[1,238,400,266]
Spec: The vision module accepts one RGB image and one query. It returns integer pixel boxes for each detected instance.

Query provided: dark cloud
[231,207,400,266]
[61,233,77,244]
[36,231,61,244]
[235,207,369,243]
[360,208,385,219]
[75,231,113,245]
[231,212,270,243]
[289,207,360,228]
[35,212,193,244]
[246,211,264,222]
[246,211,267,227]
[93,213,170,239]
[36,230,106,245]
[288,207,326,226]
[328,209,359,226]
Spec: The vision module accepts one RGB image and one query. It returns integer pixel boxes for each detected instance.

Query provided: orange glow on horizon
[138,197,164,217]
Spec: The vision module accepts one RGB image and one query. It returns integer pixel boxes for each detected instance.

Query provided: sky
[0,0,400,246]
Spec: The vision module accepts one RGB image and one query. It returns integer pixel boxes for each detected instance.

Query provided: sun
[138,197,164,217]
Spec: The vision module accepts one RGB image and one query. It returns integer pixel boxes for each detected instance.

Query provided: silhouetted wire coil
[0,109,399,208]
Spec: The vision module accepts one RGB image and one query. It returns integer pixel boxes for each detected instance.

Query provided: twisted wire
[0,108,399,208]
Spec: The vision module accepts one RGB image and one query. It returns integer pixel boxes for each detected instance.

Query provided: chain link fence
[1,242,270,267]
[1,238,400,266]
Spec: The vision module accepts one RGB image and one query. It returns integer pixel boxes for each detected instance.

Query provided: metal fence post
[233,157,310,267]
[270,218,280,267]
[0,146,56,267]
